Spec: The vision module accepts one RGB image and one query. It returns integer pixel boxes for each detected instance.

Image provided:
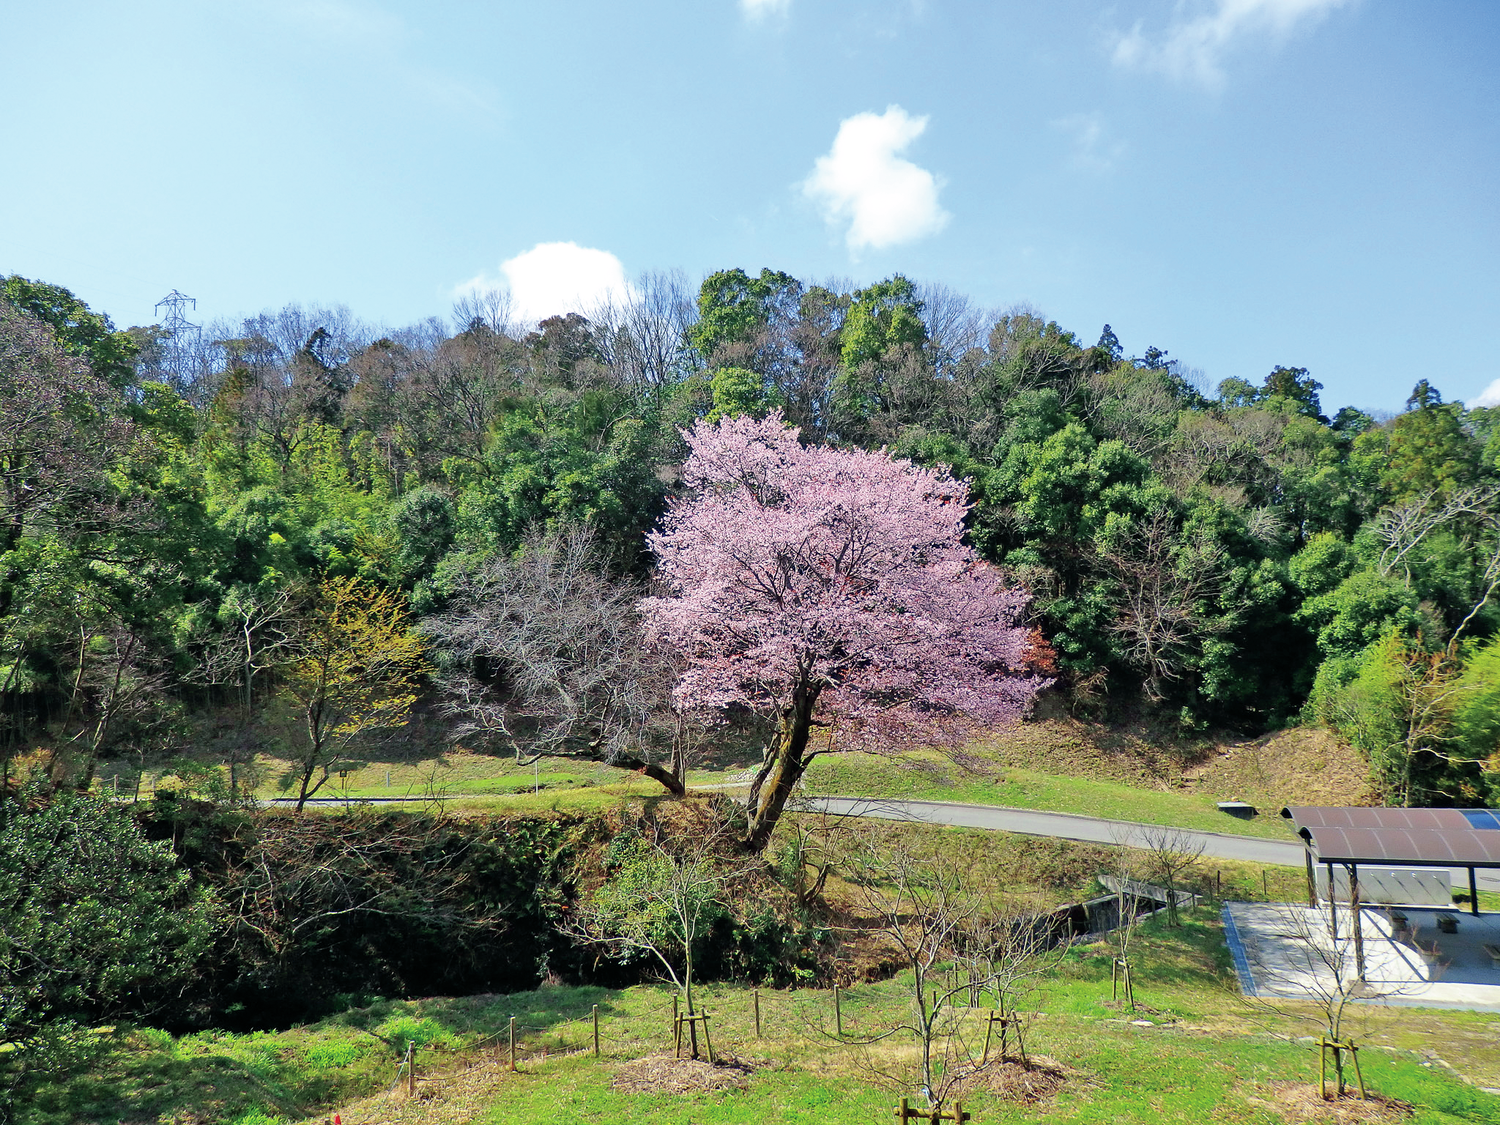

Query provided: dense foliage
[3,270,1500,807]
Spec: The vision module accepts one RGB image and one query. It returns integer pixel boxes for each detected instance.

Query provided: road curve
[803,796,1500,893]
[804,795,1307,865]
[261,791,1500,893]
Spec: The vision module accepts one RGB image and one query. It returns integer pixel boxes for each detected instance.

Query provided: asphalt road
[262,791,1500,894]
[803,795,1500,893]
[805,796,1306,864]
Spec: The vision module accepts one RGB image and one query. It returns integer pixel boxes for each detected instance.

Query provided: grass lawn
[233,746,1305,843]
[28,911,1500,1125]
[798,750,1298,840]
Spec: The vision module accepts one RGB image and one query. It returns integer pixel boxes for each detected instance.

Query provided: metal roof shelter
[1281,806,1500,918]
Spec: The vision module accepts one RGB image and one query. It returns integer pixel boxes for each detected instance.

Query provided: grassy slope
[31,912,1500,1125]
[799,750,1299,840]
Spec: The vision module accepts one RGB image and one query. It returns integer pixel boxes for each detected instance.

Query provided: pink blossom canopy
[642,413,1049,748]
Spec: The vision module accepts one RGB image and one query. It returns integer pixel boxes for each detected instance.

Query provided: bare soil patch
[1185,728,1373,808]
[1248,1082,1413,1125]
[296,1057,516,1125]
[611,1053,764,1095]
[982,714,1372,808]
[950,1056,1069,1106]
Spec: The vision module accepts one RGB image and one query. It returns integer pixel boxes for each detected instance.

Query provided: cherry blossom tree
[643,413,1050,851]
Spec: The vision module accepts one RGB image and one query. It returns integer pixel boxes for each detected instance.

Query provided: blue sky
[2,0,1496,413]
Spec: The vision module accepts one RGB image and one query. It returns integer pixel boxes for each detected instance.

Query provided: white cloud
[741,0,790,18]
[1471,380,1500,409]
[1113,0,1353,89]
[454,242,630,326]
[1053,113,1126,174]
[802,106,949,254]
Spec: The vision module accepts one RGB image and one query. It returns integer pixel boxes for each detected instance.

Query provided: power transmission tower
[154,289,200,388]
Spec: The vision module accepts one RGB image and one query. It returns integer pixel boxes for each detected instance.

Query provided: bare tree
[565,805,751,1057]
[1097,508,1227,702]
[1240,902,1422,1098]
[1374,486,1500,645]
[844,832,1058,1112]
[188,584,297,800]
[46,622,173,791]
[452,286,519,338]
[916,282,986,377]
[588,269,697,391]
[1138,826,1206,927]
[423,526,695,793]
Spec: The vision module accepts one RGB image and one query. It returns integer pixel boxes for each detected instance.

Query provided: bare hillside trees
[424,527,695,793]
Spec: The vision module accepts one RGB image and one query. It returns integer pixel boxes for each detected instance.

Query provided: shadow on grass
[23,1028,352,1125]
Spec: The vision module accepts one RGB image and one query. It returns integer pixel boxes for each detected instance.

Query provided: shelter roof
[1280,806,1500,868]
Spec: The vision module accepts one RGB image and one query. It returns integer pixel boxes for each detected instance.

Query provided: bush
[0,787,213,1114]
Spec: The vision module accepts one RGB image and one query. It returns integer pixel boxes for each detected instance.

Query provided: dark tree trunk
[614,754,686,796]
[744,682,820,852]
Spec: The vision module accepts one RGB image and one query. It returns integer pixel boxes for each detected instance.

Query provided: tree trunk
[614,754,685,796]
[744,683,820,852]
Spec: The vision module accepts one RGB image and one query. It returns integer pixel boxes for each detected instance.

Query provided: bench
[1483,943,1500,967]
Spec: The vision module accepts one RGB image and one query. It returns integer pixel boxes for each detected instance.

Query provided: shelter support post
[1347,863,1365,981]
[1304,844,1317,908]
[1470,868,1481,916]
[1326,864,1337,940]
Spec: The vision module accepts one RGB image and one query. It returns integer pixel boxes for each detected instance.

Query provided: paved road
[803,796,1500,894]
[805,796,1306,865]
[262,791,1500,893]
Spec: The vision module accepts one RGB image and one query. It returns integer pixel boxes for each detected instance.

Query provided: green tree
[706,365,784,422]
[278,576,427,811]
[1382,381,1480,502]
[0,788,213,1111]
[687,267,801,366]
[1,275,139,390]
[838,274,926,372]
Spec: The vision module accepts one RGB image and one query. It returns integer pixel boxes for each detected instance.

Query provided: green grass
[258,744,1308,842]
[798,751,1299,840]
[32,913,1500,1125]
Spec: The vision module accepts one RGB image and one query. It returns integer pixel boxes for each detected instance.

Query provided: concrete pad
[1223,902,1500,1013]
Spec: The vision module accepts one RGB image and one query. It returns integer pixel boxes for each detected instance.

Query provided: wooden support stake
[753,988,761,1038]
[592,1004,600,1058]
[896,1097,908,1120]
[508,1017,516,1072]
[672,993,679,1045]
[834,984,843,1036]
[406,1040,416,1096]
